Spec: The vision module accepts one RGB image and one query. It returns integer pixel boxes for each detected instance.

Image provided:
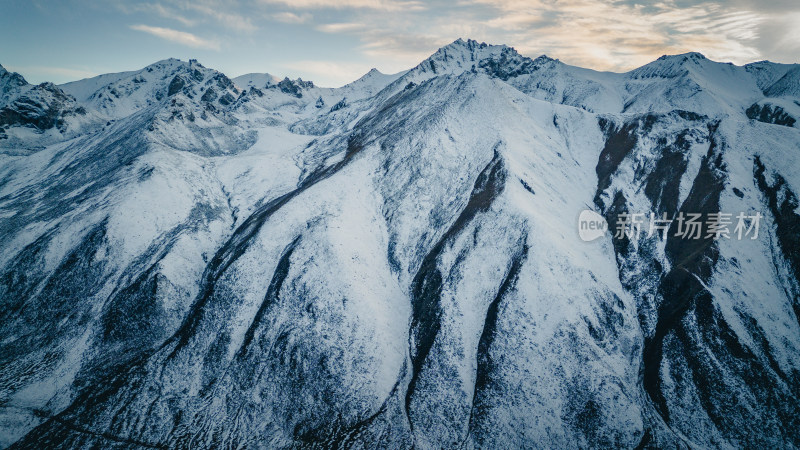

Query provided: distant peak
[275,77,314,98]
[533,54,556,64]
[145,58,192,71]
[0,64,29,89]
[408,38,543,82]
[354,68,385,82]
[438,38,494,53]
[446,38,469,48]
[657,52,708,62]
[451,38,487,47]
[422,38,510,65]
[140,58,229,83]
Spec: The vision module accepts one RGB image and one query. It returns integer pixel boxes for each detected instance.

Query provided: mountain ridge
[0,39,799,449]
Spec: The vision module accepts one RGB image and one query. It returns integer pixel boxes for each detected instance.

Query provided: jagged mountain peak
[398,38,557,90]
[0,62,88,138]
[432,38,558,68]
[0,79,88,146]
[60,57,240,120]
[140,57,213,74]
[232,72,316,101]
[420,38,521,72]
[437,37,497,53]
[656,51,708,62]
[145,57,191,70]
[0,64,29,100]
[274,76,315,98]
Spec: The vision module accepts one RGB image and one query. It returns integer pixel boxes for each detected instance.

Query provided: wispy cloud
[310,0,773,73]
[775,12,800,49]
[468,0,766,70]
[185,3,257,32]
[119,1,255,32]
[130,24,220,50]
[315,22,367,33]
[272,11,312,24]
[259,0,426,11]
[149,3,197,26]
[117,2,196,26]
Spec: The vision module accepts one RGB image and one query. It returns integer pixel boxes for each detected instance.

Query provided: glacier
[0,38,798,448]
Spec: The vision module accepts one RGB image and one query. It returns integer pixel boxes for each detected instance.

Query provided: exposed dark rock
[330,98,347,112]
[167,75,185,96]
[0,82,77,130]
[747,102,796,127]
[277,77,314,98]
[406,149,508,420]
[754,156,800,306]
[200,87,217,103]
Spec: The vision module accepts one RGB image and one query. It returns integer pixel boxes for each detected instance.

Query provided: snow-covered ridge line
[2,38,795,146]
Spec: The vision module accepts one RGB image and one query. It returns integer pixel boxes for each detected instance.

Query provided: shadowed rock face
[1,40,800,448]
[0,82,84,131]
[593,110,800,447]
[754,157,800,323]
[747,102,797,127]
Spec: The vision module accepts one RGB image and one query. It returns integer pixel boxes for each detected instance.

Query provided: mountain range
[1,38,799,448]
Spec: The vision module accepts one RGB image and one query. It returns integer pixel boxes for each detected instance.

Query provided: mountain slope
[1,40,799,449]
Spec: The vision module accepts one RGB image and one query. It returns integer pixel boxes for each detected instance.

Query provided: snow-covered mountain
[1,39,799,448]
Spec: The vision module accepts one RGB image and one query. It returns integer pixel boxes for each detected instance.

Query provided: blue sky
[1,0,798,87]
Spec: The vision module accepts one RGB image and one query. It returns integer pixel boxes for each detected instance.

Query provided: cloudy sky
[1,0,798,87]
